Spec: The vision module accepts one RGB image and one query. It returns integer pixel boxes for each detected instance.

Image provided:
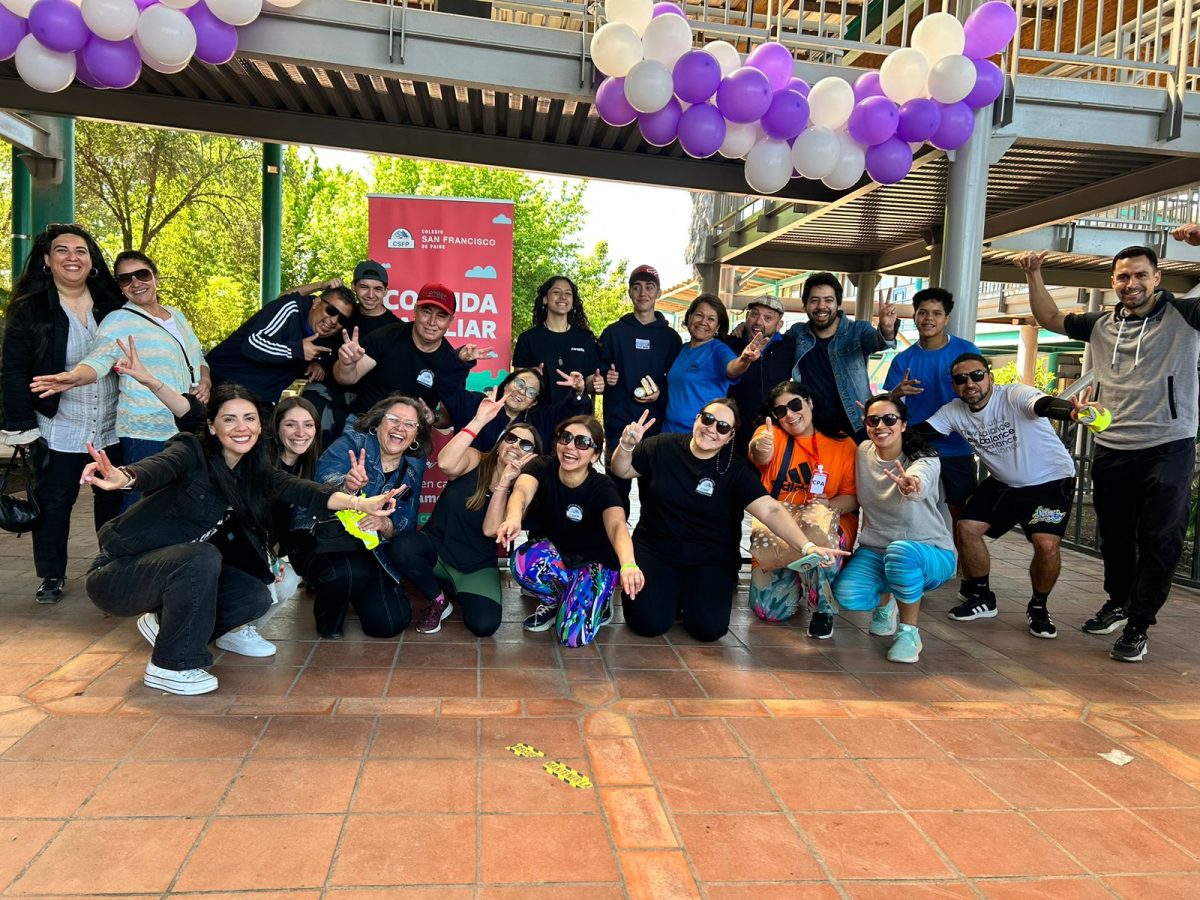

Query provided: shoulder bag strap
[768,430,795,499]
[113,308,195,383]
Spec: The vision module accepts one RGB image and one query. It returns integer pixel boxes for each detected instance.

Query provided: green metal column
[260,143,283,307]
[29,116,74,236]
[11,146,32,279]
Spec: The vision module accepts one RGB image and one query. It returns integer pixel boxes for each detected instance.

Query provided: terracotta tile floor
[4,510,1200,897]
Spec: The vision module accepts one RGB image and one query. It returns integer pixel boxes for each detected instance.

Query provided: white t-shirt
[926,384,1075,488]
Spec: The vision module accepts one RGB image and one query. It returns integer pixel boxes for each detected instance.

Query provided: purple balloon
[931,101,975,150]
[135,0,159,7]
[853,71,884,102]
[74,50,107,89]
[785,76,810,97]
[963,0,1019,59]
[82,36,141,89]
[746,41,794,93]
[964,58,1004,109]
[715,66,772,124]
[677,103,726,158]
[847,95,900,146]
[672,50,722,104]
[866,136,914,184]
[595,77,639,126]
[895,98,942,143]
[188,1,238,66]
[638,97,683,147]
[28,0,90,54]
[760,89,809,141]
[652,2,686,16]
[0,3,28,62]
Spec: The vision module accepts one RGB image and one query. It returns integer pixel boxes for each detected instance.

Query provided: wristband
[461,427,477,440]
[620,562,640,571]
[117,466,137,491]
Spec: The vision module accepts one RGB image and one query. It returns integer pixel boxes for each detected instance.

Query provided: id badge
[810,468,828,496]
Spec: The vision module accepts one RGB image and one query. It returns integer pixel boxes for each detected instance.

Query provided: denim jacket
[787,313,895,434]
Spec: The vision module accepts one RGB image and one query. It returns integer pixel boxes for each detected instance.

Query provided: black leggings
[389,530,503,637]
[623,544,741,642]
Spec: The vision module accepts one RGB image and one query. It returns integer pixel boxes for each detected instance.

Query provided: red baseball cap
[415,282,456,315]
[629,264,660,286]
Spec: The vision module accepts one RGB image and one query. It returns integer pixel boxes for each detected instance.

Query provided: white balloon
[822,133,866,190]
[205,0,262,26]
[264,0,304,6]
[14,34,76,93]
[718,119,757,159]
[791,126,840,180]
[158,0,199,9]
[623,58,673,113]
[640,12,691,67]
[604,0,652,36]
[82,0,139,41]
[744,138,793,194]
[136,5,196,68]
[1,0,36,17]
[927,53,977,104]
[880,47,930,104]
[590,22,643,78]
[911,11,965,65]
[703,40,741,78]
[807,77,854,130]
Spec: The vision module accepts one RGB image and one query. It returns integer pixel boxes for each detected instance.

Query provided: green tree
[280,148,369,289]
[574,239,630,335]
[1,151,12,303]
[992,359,1058,394]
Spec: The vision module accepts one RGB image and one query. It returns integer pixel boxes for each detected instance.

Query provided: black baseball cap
[353,260,388,287]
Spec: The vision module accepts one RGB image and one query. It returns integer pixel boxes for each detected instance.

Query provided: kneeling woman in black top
[494,415,644,647]
[610,398,842,642]
[81,384,398,696]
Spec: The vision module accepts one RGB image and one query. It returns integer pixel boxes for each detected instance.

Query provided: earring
[42,265,50,275]
[410,441,420,452]
[89,267,98,278]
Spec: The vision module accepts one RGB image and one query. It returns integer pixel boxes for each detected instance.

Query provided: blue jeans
[119,437,167,512]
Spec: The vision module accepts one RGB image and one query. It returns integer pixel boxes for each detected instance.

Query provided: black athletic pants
[623,543,741,642]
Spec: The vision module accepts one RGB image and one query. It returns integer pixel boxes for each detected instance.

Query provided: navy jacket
[597,312,683,441]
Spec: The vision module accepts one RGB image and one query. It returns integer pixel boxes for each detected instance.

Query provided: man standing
[884,288,982,526]
[205,283,354,404]
[597,265,683,511]
[1020,246,1200,662]
[920,354,1089,639]
[787,272,897,440]
[723,297,797,457]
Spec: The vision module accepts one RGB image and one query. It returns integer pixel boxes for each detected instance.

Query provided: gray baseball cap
[746,296,785,315]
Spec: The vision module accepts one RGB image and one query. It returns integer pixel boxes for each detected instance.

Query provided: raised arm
[332,326,377,385]
[29,362,99,399]
[440,389,506,477]
[109,335,194,419]
[1015,251,1068,335]
[609,409,655,479]
[727,332,769,378]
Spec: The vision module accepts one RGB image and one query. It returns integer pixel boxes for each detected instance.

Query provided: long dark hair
[466,421,543,512]
[9,224,122,354]
[533,275,591,331]
[355,394,433,458]
[756,380,846,440]
[270,396,321,479]
[198,384,276,542]
[862,393,936,460]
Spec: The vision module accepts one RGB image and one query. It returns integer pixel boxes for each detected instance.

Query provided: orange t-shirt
[750,422,859,546]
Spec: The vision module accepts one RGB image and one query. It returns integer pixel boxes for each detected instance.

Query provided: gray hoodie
[855,443,956,554]
[1064,291,1200,451]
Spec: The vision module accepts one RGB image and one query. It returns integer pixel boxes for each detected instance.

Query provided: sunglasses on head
[771,397,806,420]
[698,411,734,435]
[865,413,902,427]
[116,268,154,286]
[323,303,351,324]
[502,433,536,454]
[556,432,597,451]
[952,369,989,386]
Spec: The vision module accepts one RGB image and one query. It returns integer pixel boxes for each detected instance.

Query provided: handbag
[749,435,839,571]
[0,447,42,534]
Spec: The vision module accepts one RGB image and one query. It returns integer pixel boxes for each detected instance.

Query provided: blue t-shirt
[664,339,739,433]
[883,334,980,457]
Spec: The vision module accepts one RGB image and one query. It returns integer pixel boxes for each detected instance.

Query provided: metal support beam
[851,271,879,321]
[261,143,283,307]
[940,108,990,344]
[27,116,74,236]
[0,112,52,158]
[11,145,31,278]
[696,262,720,297]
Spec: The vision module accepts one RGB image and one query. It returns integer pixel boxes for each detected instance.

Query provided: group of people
[1,221,1195,696]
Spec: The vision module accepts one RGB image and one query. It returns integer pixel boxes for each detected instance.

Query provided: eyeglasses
[508,380,539,399]
[864,413,901,427]
[324,304,351,324]
[383,413,420,430]
[556,432,597,451]
[952,369,989,386]
[116,268,154,286]
[771,397,806,420]
[502,433,536,454]
[698,411,734,435]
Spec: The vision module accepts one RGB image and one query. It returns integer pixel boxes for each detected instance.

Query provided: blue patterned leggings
[750,526,849,622]
[833,542,957,610]
[511,539,619,648]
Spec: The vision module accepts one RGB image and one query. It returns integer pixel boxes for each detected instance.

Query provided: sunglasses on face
[771,397,806,420]
[502,433,536,454]
[952,369,989,386]
[383,413,420,430]
[508,380,539,399]
[865,413,901,427]
[323,304,351,324]
[116,268,154,287]
[698,411,734,435]
[556,432,597,451]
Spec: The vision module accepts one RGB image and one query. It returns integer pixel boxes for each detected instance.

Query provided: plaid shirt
[36,308,118,453]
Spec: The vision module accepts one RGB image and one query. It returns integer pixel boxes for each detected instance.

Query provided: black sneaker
[1082,604,1127,635]
[1110,626,1148,662]
[599,601,613,627]
[523,602,559,633]
[35,577,64,604]
[948,591,997,621]
[807,611,834,640]
[1026,603,1058,639]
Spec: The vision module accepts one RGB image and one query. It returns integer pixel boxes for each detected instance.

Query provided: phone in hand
[787,551,825,572]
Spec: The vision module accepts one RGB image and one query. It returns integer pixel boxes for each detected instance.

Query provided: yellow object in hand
[1077,405,1112,434]
[335,508,380,550]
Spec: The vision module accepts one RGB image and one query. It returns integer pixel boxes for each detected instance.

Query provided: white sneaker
[144,661,218,695]
[215,624,277,657]
[137,612,159,646]
[869,598,898,636]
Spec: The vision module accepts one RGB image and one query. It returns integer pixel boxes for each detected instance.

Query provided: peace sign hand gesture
[473,387,507,425]
[344,449,369,493]
[739,331,770,365]
[620,409,657,452]
[556,369,586,394]
[878,298,898,336]
[885,459,921,496]
[337,327,364,366]
[892,368,923,397]
[79,442,130,491]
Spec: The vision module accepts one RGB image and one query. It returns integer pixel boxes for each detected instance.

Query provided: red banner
[368,195,515,521]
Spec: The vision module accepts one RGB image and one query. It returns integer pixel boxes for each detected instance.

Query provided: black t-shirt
[352,321,456,413]
[796,336,853,436]
[349,310,396,339]
[522,456,623,570]
[631,433,766,566]
[422,467,497,574]
[513,325,601,406]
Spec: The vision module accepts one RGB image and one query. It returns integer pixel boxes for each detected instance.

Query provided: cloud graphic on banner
[388,228,415,249]
[492,214,513,225]
[465,265,498,279]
